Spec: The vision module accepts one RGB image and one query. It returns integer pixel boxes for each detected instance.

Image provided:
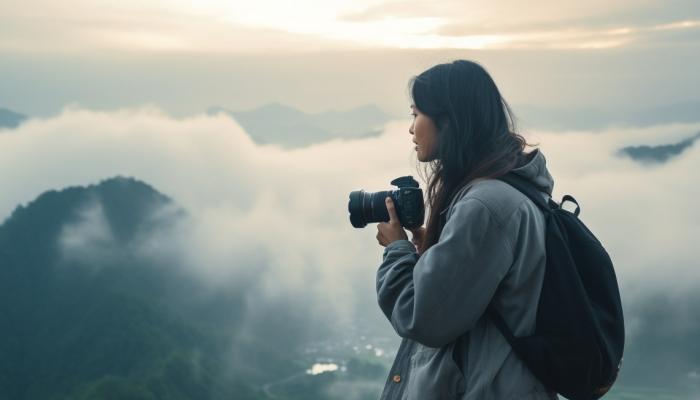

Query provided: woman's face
[409,104,439,162]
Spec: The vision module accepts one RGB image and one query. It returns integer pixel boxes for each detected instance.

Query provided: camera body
[348,176,425,229]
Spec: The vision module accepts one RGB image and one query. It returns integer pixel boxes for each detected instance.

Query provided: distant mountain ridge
[208,102,392,148]
[618,132,700,164]
[0,107,27,129]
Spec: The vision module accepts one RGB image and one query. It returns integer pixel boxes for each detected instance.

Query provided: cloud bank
[1,107,698,344]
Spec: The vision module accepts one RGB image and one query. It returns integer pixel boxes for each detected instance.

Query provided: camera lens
[348,190,391,228]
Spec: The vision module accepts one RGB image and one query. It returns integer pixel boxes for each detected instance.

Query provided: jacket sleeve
[376,197,514,348]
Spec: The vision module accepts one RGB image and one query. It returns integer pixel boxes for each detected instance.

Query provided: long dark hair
[409,60,534,254]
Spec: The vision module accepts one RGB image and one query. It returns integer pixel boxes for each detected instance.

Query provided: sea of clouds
[1,106,698,347]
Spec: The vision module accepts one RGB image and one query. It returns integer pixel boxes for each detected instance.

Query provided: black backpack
[489,172,625,400]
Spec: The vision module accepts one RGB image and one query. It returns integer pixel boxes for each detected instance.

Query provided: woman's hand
[376,197,408,247]
[408,226,426,254]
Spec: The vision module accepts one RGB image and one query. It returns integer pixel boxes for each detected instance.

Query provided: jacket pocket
[405,342,465,400]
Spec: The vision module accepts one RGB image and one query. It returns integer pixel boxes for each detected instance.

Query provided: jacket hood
[510,148,555,195]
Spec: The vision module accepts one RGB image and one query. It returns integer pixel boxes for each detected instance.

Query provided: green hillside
[0,176,388,400]
[0,177,275,399]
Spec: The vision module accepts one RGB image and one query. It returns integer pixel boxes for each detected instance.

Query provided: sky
[1,0,699,118]
[3,0,699,52]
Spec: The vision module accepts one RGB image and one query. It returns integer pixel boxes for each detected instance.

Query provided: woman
[375,60,558,400]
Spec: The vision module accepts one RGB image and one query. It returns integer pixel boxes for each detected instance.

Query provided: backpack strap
[496,173,558,213]
[561,194,581,217]
[488,172,556,346]
[487,304,518,344]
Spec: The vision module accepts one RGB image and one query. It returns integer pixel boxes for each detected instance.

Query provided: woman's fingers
[376,224,386,246]
[409,226,425,249]
[377,199,410,246]
[409,226,425,238]
[385,197,400,224]
[409,226,425,234]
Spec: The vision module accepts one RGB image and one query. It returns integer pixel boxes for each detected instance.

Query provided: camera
[348,176,424,229]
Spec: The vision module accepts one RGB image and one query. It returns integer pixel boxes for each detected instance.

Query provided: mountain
[208,103,391,148]
[618,132,700,164]
[0,108,27,129]
[0,177,269,399]
[0,177,387,400]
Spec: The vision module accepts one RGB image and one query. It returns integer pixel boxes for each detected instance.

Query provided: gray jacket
[376,149,559,400]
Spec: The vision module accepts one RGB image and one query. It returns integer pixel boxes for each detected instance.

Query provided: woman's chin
[416,148,435,162]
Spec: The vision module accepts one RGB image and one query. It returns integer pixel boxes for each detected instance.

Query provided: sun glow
[2,0,699,52]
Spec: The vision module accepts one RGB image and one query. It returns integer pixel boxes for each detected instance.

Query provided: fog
[1,106,698,350]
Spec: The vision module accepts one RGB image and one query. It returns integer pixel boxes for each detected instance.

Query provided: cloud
[523,122,700,300]
[0,0,353,53]
[429,17,700,50]
[1,106,699,349]
[58,197,116,268]
[2,0,698,52]
[339,0,700,49]
[0,106,421,341]
[341,0,699,30]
